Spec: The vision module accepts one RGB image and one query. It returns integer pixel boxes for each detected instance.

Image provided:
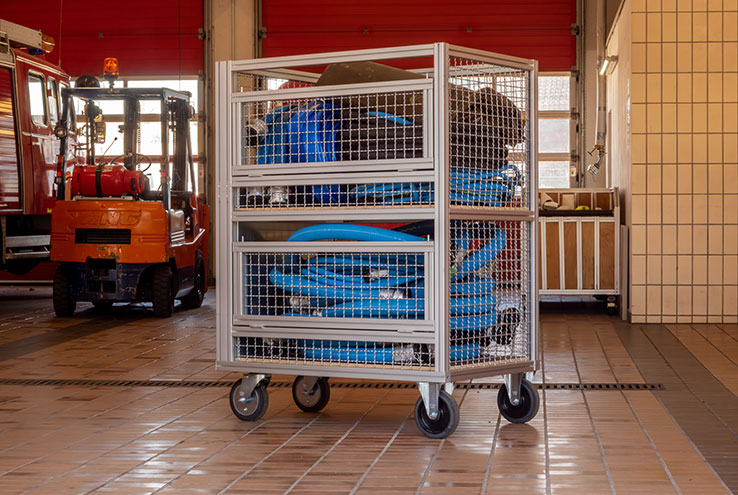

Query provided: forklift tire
[181,253,205,310]
[152,265,174,317]
[53,267,76,317]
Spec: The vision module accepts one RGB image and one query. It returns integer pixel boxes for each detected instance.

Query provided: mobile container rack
[215,43,540,438]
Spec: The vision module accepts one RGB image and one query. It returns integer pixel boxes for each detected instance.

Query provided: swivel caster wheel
[497,379,539,424]
[229,377,269,421]
[414,390,459,439]
[292,376,330,413]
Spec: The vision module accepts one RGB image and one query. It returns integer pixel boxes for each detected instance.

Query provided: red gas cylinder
[72,165,146,197]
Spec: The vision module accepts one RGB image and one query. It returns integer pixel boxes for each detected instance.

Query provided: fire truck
[0,18,71,274]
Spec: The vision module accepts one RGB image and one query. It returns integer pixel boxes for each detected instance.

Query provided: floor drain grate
[0,378,664,391]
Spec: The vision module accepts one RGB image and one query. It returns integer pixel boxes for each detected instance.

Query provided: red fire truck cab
[0,18,73,274]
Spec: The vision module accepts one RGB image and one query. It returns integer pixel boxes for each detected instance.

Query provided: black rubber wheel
[229,378,269,421]
[92,301,113,311]
[292,376,330,413]
[52,266,76,317]
[497,379,539,424]
[413,390,459,439]
[181,253,205,309]
[152,265,174,317]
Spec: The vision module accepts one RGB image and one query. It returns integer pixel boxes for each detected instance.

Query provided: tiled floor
[0,288,734,494]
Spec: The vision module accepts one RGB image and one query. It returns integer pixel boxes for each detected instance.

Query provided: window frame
[47,77,59,126]
[27,71,48,127]
[537,71,575,189]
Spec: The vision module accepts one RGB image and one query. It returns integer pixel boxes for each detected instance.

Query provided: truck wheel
[181,254,205,309]
[152,265,174,317]
[53,266,76,317]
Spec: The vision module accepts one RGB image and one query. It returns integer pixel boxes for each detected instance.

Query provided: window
[538,75,572,188]
[28,73,47,126]
[59,82,75,128]
[47,78,59,126]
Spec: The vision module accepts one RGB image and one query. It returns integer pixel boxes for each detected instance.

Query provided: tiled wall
[629,0,738,323]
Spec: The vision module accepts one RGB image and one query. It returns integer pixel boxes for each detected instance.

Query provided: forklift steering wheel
[110,154,153,173]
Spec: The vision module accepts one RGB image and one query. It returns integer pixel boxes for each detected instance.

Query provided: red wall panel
[261,0,576,72]
[0,1,203,76]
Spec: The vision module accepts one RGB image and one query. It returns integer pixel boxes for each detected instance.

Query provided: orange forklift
[50,70,208,317]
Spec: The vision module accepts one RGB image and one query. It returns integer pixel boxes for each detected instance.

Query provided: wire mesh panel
[447,56,531,211]
[239,249,428,320]
[448,220,530,370]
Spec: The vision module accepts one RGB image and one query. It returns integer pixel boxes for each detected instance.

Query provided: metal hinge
[571,23,580,35]
[198,28,206,41]
[258,27,267,39]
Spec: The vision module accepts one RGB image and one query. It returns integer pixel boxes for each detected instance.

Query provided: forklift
[50,66,208,317]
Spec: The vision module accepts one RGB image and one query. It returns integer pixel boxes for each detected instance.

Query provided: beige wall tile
[663,104,677,133]
[708,286,723,315]
[709,164,724,193]
[648,254,663,284]
[634,13,647,43]
[708,134,723,162]
[633,194,647,224]
[693,285,708,314]
[664,225,678,253]
[725,12,738,40]
[725,164,738,193]
[648,225,663,254]
[709,225,724,254]
[634,43,647,73]
[664,163,678,190]
[725,73,738,102]
[693,103,707,133]
[632,315,647,322]
[678,0,691,11]
[647,43,663,72]
[708,0,722,11]
[648,73,663,102]
[633,225,648,255]
[693,73,708,102]
[648,135,663,164]
[634,0,647,11]
[633,165,647,193]
[632,285,647,315]
[725,103,738,133]
[649,13,663,42]
[648,194,663,223]
[708,73,724,102]
[724,285,738,315]
[693,134,708,163]
[677,192,693,221]
[663,285,678,313]
[724,42,738,71]
[663,255,678,284]
[663,43,678,72]
[678,285,692,314]
[633,134,647,163]
[709,195,724,223]
[678,254,693,283]
[693,164,708,193]
[678,13,693,41]
[648,103,662,132]
[694,0,707,10]
[678,103,693,133]
[632,104,647,134]
[632,255,647,285]
[708,255,724,284]
[708,12,724,41]
[677,42,693,72]
[695,224,709,253]
[725,134,738,162]
[694,255,709,284]
[725,225,738,254]
[694,12,708,42]
[678,134,693,162]
[678,73,693,101]
[664,12,678,41]
[678,226,693,254]
[693,43,708,72]
[708,43,723,71]
[649,0,663,11]
[707,103,723,133]
[663,0,677,10]
[647,285,663,314]
[724,255,738,284]
[725,195,738,223]
[663,195,678,223]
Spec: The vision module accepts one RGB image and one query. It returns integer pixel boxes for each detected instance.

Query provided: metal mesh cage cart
[215,43,539,438]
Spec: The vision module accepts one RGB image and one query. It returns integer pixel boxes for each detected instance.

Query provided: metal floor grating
[0,377,664,390]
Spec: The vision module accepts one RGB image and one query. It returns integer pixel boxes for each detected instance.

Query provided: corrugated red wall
[261,0,576,72]
[1,0,203,76]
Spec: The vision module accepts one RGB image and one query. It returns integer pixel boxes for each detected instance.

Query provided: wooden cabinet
[538,189,619,295]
